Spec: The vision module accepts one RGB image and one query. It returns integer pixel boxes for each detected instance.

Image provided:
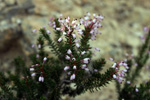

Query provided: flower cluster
[29,57,47,82]
[48,12,104,43]
[112,61,129,83]
[31,13,104,82]
[64,49,90,80]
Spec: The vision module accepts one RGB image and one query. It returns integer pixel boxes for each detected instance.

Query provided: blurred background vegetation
[0,0,150,100]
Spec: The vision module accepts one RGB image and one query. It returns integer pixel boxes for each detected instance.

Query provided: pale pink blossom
[73,65,77,69]
[65,55,70,60]
[64,66,70,71]
[58,37,63,42]
[81,51,86,55]
[31,73,36,77]
[38,44,41,49]
[32,29,37,33]
[39,76,44,82]
[67,49,72,55]
[30,68,34,71]
[70,74,75,80]
[43,57,47,62]
[83,58,90,64]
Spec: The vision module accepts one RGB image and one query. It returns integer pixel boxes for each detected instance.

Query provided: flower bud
[31,65,35,67]
[113,74,117,79]
[95,48,100,52]
[58,37,62,42]
[32,29,37,33]
[93,19,96,23]
[81,51,86,55]
[67,49,72,55]
[38,44,41,49]
[85,68,89,71]
[64,66,70,71]
[127,81,131,84]
[30,68,34,71]
[72,20,76,25]
[39,76,44,82]
[109,58,114,61]
[56,28,61,31]
[47,30,51,34]
[31,73,36,77]
[36,64,40,66]
[63,31,67,35]
[81,64,86,69]
[135,88,139,92]
[73,65,77,70]
[70,74,75,80]
[84,16,89,20]
[76,43,80,48]
[112,63,117,68]
[36,54,39,58]
[31,44,35,48]
[72,34,76,39]
[43,57,47,62]
[72,58,76,61]
[83,58,90,64]
[65,55,70,60]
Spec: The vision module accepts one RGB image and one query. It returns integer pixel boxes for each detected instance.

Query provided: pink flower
[135,88,139,92]
[38,44,41,49]
[43,26,46,29]
[72,58,76,61]
[58,37,63,42]
[76,43,80,48]
[65,55,70,60]
[39,76,44,82]
[81,64,86,69]
[113,74,117,79]
[63,31,67,35]
[31,73,36,77]
[32,29,37,33]
[127,81,131,84]
[112,61,129,83]
[47,30,51,34]
[72,20,76,25]
[73,65,77,69]
[36,54,39,58]
[109,58,114,61]
[70,74,75,80]
[83,58,90,64]
[72,34,76,39]
[81,51,86,55]
[64,66,70,71]
[56,28,61,31]
[67,49,72,55]
[95,48,100,52]
[31,65,35,67]
[50,17,54,21]
[85,68,89,71]
[31,44,35,48]
[112,63,117,68]
[43,57,47,62]
[30,68,34,71]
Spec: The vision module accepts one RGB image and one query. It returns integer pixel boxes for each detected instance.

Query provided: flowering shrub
[0,13,150,100]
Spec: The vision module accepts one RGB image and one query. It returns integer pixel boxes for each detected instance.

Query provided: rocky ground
[0,0,150,100]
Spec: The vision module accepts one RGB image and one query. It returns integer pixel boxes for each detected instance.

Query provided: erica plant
[0,13,150,100]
